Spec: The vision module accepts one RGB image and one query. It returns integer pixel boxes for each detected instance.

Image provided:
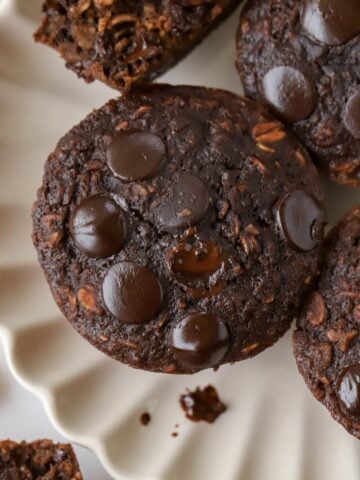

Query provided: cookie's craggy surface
[34,0,241,92]
[32,85,325,373]
[293,208,360,439]
[236,0,360,186]
[0,440,82,479]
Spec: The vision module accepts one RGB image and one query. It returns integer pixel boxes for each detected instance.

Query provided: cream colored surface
[0,1,359,479]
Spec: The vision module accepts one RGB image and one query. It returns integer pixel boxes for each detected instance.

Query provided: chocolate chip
[102,262,163,323]
[171,312,229,370]
[301,0,360,46]
[107,131,166,181]
[277,190,325,251]
[337,365,360,418]
[344,91,360,139]
[261,66,317,123]
[168,240,225,281]
[70,196,126,258]
[167,239,227,298]
[154,174,210,231]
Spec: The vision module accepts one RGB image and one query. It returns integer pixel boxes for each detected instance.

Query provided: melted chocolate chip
[155,174,210,231]
[277,191,325,252]
[301,0,360,46]
[179,385,226,423]
[168,240,225,281]
[70,196,126,258]
[171,312,229,371]
[167,239,227,298]
[261,66,317,123]
[107,131,166,181]
[337,365,360,418]
[102,262,163,323]
[344,91,360,139]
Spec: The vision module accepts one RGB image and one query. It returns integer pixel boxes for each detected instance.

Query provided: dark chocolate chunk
[301,0,360,46]
[344,92,360,139]
[277,190,325,251]
[179,385,226,423]
[154,174,210,231]
[261,66,317,123]
[70,196,126,258]
[102,262,163,324]
[171,312,230,370]
[337,365,360,418]
[107,131,166,182]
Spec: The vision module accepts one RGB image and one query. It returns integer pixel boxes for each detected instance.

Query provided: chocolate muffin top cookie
[0,439,82,479]
[34,0,241,92]
[32,84,325,374]
[293,207,360,439]
[236,0,360,186]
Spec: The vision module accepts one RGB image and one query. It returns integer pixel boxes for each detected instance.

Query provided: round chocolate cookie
[293,207,360,438]
[236,0,360,186]
[32,84,325,373]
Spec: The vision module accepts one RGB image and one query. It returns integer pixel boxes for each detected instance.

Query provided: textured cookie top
[0,439,82,479]
[32,85,325,373]
[236,0,360,186]
[293,207,360,438]
[34,0,240,91]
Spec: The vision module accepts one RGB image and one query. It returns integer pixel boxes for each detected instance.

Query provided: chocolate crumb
[179,385,226,423]
[140,412,151,426]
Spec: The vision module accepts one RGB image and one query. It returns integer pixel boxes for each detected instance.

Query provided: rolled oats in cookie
[32,84,325,373]
[34,0,242,92]
[236,0,360,186]
[293,207,360,439]
[0,439,83,479]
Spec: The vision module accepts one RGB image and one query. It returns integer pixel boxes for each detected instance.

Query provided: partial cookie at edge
[293,207,360,439]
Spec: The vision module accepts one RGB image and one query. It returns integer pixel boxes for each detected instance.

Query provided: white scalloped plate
[0,1,360,479]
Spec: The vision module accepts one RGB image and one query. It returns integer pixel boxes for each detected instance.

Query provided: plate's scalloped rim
[0,326,134,480]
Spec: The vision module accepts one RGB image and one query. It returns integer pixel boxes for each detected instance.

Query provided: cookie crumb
[140,412,151,426]
[179,385,226,423]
